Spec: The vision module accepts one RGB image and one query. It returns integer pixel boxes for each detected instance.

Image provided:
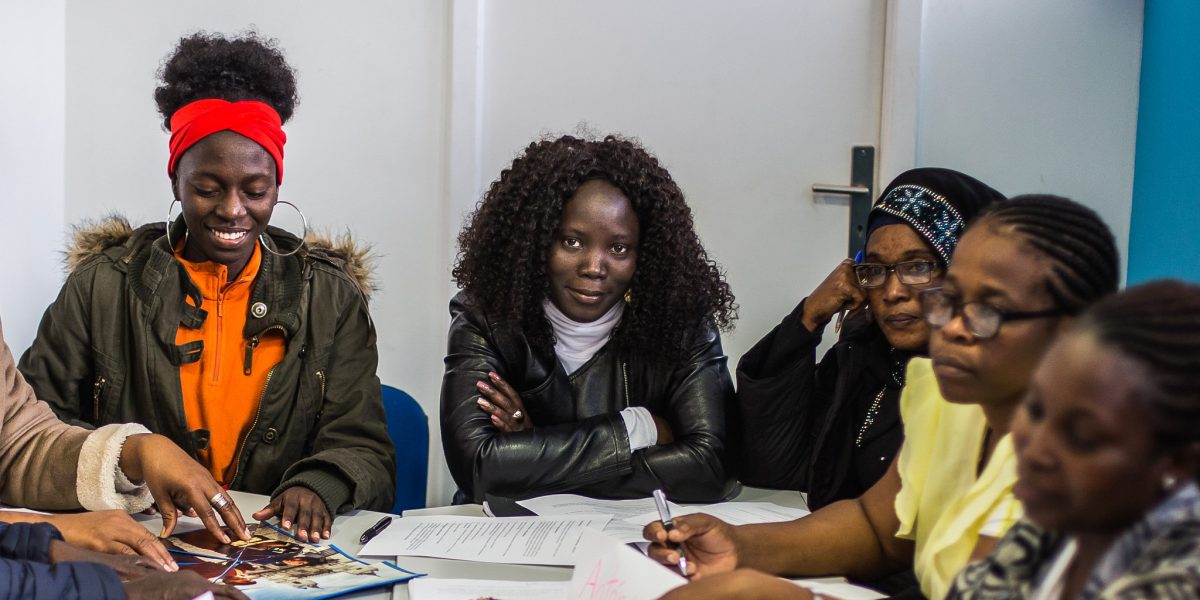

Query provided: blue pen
[835,251,865,333]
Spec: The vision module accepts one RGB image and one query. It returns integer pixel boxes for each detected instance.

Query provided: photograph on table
[165,525,421,599]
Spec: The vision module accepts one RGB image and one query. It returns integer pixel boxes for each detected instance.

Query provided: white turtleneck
[543,299,658,451]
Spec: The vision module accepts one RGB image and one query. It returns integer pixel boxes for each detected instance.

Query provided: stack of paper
[517,495,671,543]
[357,514,611,566]
[513,494,810,543]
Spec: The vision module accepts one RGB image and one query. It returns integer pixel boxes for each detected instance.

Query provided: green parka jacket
[18,217,395,514]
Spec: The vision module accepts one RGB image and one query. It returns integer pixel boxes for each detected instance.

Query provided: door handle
[811,184,869,195]
[812,146,875,257]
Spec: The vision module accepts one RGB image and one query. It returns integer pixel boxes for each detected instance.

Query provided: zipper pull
[244,336,260,375]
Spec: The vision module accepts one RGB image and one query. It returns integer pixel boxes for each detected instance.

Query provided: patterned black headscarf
[865,167,1006,264]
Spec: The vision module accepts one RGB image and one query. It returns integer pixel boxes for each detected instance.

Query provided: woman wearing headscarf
[737,168,1005,509]
[949,280,1200,598]
[18,32,393,543]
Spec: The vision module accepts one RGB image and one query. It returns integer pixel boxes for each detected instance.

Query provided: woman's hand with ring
[117,433,250,543]
[475,372,533,432]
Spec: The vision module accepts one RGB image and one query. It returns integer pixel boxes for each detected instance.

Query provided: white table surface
[158,487,814,599]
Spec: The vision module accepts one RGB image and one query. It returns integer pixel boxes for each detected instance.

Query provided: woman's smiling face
[173,130,278,277]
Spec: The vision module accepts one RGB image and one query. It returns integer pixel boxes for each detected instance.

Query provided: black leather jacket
[441,293,738,503]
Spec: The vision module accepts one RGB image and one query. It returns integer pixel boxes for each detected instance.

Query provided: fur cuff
[76,423,154,512]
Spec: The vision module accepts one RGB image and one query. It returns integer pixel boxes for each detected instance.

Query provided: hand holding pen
[800,258,867,335]
[643,501,742,580]
[652,489,688,576]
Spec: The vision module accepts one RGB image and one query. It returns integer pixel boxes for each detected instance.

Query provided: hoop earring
[164,199,186,254]
[260,200,309,257]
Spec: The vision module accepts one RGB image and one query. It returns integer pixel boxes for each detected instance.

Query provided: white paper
[518,494,679,543]
[408,578,567,600]
[792,579,886,600]
[569,528,685,600]
[625,501,810,527]
[358,514,611,566]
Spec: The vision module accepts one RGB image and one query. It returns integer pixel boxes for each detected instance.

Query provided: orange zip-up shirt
[176,243,286,484]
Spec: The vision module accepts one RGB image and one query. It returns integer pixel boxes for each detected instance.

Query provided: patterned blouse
[947,483,1200,599]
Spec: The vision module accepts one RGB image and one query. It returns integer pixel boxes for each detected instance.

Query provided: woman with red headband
[19,31,395,542]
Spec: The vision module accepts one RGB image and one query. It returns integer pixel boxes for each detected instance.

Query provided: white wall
[0,1,66,353]
[915,0,1143,271]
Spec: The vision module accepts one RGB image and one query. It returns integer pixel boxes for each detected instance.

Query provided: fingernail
[476,381,493,392]
[491,415,501,423]
[489,372,500,381]
[477,398,492,409]
[299,529,307,538]
[324,530,331,538]
[283,520,291,529]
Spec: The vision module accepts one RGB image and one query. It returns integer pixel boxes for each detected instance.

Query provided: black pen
[653,488,688,576]
[359,516,393,544]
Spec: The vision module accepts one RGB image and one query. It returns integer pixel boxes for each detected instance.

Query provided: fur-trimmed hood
[63,214,378,299]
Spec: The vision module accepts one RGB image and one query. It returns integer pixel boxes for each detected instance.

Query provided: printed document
[357,514,611,566]
[517,494,678,543]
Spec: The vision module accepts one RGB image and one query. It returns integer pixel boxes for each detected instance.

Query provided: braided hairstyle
[453,134,737,365]
[1078,280,1200,451]
[975,194,1119,313]
[154,30,298,129]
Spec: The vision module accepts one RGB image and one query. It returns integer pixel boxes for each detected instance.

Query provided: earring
[624,289,633,304]
[260,200,309,257]
[1164,474,1178,491]
[164,198,186,254]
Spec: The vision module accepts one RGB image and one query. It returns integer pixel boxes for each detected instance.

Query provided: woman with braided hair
[19,31,394,543]
[949,280,1200,598]
[441,134,738,503]
[645,195,1120,599]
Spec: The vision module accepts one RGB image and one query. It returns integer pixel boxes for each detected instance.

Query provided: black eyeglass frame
[853,260,940,288]
[918,287,1066,340]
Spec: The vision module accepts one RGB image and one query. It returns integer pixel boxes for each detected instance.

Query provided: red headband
[167,99,287,184]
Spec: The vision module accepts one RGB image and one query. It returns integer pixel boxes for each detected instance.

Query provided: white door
[457,1,887,365]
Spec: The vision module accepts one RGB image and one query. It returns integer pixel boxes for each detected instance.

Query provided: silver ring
[210,492,229,509]
[512,410,524,422]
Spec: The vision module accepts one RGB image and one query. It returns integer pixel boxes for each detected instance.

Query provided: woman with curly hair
[19,31,394,542]
[442,134,738,503]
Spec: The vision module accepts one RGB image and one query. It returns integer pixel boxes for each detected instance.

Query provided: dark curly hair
[453,134,737,365]
[154,30,298,129]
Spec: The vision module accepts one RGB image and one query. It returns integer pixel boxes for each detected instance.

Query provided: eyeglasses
[853,261,938,288]
[919,288,1065,340]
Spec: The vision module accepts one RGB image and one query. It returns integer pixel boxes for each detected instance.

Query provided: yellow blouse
[894,358,1022,599]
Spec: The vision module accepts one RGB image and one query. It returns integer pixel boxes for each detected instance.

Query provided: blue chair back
[381,385,428,513]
